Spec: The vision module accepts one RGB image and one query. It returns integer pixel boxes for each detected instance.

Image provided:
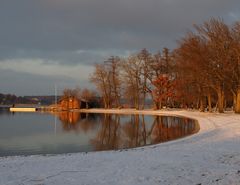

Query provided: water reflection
[150,116,198,143]
[57,111,98,133]
[0,109,14,115]
[0,111,199,156]
[91,114,121,151]
[55,112,199,151]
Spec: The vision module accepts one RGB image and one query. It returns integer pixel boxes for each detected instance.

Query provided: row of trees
[175,18,240,113]
[90,18,240,113]
[90,48,175,110]
[0,93,40,105]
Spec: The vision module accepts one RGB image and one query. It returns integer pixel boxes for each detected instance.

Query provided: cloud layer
[0,0,239,95]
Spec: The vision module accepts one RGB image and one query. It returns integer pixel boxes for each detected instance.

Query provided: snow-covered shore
[0,110,240,185]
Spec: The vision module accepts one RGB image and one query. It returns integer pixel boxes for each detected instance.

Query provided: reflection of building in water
[57,112,97,132]
[58,111,80,124]
[58,111,81,131]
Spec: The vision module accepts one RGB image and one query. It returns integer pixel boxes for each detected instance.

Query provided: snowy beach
[0,110,240,185]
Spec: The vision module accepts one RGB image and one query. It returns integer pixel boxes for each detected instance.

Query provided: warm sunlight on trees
[121,55,143,109]
[89,18,240,113]
[152,75,175,109]
[175,18,240,113]
[90,56,121,108]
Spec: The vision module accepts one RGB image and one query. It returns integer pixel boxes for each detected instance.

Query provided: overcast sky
[0,0,239,95]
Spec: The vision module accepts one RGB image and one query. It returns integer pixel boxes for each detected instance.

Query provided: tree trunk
[207,93,212,112]
[159,100,162,109]
[232,92,237,111]
[135,93,140,110]
[217,89,225,113]
[104,97,108,109]
[199,97,204,112]
[141,115,147,145]
[235,87,240,114]
[196,98,200,110]
[153,101,160,110]
[142,88,146,110]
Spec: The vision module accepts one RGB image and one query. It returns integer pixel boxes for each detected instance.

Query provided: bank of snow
[0,110,240,185]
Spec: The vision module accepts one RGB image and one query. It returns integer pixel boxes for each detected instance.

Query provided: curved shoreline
[1,110,240,185]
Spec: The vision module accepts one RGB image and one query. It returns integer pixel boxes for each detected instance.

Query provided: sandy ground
[0,109,240,185]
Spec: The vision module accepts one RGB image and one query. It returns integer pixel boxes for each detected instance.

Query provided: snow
[0,110,240,185]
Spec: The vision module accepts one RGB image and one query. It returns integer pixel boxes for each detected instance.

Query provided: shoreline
[1,110,240,185]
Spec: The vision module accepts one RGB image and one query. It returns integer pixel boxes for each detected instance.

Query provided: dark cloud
[0,49,131,66]
[1,0,239,53]
[0,69,92,96]
[0,0,239,94]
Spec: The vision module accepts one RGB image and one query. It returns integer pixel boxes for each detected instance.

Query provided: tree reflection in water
[121,115,148,148]
[91,114,121,151]
[56,112,199,151]
[150,116,199,144]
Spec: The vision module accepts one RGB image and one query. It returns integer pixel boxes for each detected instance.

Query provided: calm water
[0,110,199,156]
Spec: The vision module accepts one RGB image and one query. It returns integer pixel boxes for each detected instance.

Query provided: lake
[0,110,199,156]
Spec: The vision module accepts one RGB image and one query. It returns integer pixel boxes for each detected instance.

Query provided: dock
[9,108,36,112]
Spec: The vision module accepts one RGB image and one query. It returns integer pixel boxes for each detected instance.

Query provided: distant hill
[0,93,60,105]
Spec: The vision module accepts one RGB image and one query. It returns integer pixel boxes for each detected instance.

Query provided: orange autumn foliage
[153,75,176,108]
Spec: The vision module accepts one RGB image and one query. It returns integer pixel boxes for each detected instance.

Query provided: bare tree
[175,32,212,111]
[62,87,81,99]
[121,55,143,109]
[138,48,152,109]
[175,19,234,113]
[194,18,233,113]
[104,56,122,108]
[88,18,240,113]
[90,64,112,108]
[230,22,240,113]
[90,57,122,108]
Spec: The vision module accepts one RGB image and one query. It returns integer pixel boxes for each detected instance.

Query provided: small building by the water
[59,97,89,110]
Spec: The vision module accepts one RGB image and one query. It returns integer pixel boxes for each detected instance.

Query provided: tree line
[90,18,240,113]
[0,93,69,105]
